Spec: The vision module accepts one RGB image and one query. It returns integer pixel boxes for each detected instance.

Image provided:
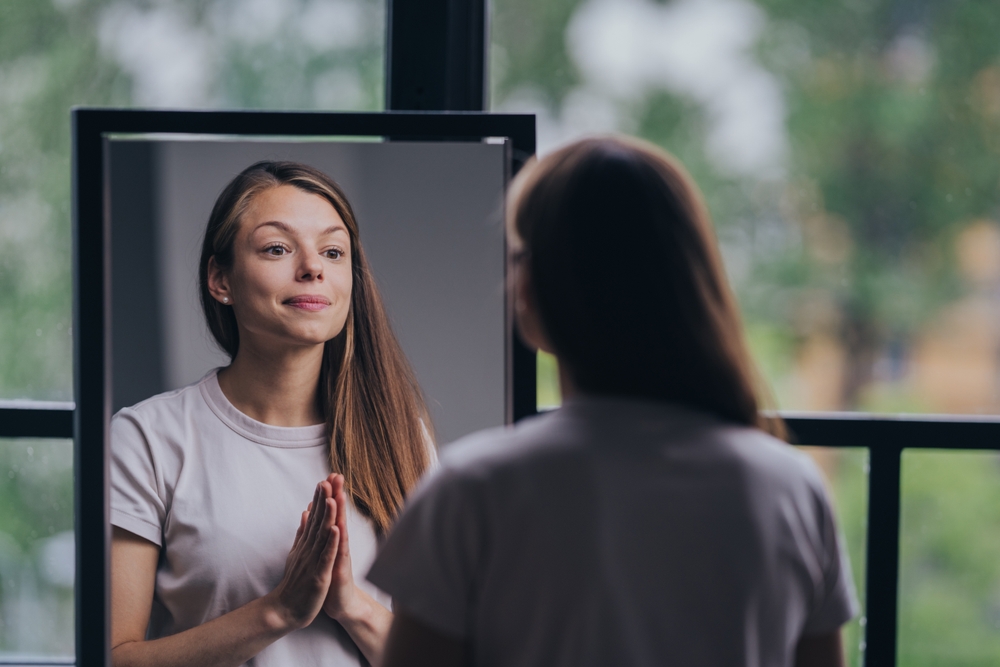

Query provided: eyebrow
[253,220,347,236]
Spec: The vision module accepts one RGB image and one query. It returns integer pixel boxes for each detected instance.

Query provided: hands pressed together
[110,473,392,667]
[269,473,363,631]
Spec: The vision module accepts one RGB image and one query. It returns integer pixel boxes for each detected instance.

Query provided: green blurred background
[2,0,999,662]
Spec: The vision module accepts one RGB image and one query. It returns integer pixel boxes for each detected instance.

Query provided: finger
[322,524,341,571]
[291,510,308,549]
[302,483,324,545]
[316,482,333,532]
[312,497,337,561]
[331,475,347,533]
[330,473,344,496]
[335,486,349,555]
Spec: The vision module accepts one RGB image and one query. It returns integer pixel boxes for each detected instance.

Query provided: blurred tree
[0,0,127,401]
[754,0,1000,411]
[493,0,1000,664]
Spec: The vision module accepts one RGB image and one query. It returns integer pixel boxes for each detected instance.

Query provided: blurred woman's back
[371,136,859,667]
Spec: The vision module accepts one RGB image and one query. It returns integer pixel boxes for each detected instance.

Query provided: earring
[222,297,229,304]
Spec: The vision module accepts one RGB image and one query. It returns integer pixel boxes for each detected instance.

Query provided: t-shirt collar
[199,368,328,448]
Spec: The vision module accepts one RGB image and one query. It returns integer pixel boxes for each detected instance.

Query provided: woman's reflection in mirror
[110,161,435,667]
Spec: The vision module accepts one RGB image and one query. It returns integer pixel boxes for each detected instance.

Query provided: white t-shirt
[368,395,859,667]
[111,369,393,667]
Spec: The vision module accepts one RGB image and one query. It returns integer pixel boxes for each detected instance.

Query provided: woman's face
[209,184,353,351]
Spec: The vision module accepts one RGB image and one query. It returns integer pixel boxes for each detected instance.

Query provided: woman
[368,137,858,667]
[110,161,433,667]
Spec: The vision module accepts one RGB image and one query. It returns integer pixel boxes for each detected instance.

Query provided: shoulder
[111,372,217,433]
[707,426,834,527]
[382,414,568,551]
[110,372,221,464]
[725,427,826,488]
[409,410,578,507]
[438,410,574,472]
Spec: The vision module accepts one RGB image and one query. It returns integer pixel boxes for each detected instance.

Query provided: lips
[283,295,331,311]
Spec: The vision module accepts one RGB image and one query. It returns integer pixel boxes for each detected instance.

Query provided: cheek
[334,265,353,301]
[230,262,282,300]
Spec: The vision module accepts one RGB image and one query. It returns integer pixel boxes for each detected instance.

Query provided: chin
[289,326,344,347]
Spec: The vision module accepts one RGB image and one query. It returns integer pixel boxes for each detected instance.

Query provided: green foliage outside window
[503,0,1000,663]
[0,439,74,657]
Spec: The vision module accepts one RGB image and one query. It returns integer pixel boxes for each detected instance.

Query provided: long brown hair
[510,136,784,437]
[199,160,432,533]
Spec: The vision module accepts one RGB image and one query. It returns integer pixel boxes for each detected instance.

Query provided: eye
[263,243,288,256]
[324,247,345,260]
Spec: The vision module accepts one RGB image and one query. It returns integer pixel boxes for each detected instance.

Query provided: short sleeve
[366,467,486,639]
[801,474,861,636]
[110,410,166,546]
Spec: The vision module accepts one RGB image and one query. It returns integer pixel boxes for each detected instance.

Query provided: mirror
[71,110,535,666]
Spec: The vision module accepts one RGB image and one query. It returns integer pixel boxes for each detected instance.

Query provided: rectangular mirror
[72,110,535,666]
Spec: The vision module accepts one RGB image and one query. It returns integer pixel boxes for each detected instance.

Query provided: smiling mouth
[283,296,331,311]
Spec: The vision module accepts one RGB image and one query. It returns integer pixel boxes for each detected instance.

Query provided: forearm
[112,592,294,667]
[332,588,393,667]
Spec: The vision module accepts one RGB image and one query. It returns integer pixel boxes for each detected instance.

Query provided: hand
[321,473,364,622]
[268,480,340,631]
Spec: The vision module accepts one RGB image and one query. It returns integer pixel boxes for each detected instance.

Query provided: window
[4,0,999,663]
[493,1,1000,664]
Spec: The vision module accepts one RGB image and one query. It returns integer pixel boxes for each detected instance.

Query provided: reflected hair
[199,161,432,533]
[510,136,784,437]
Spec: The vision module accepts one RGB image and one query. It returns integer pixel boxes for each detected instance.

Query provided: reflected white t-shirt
[368,396,859,667]
[111,369,392,667]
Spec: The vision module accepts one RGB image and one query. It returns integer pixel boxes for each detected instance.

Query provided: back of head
[511,136,780,434]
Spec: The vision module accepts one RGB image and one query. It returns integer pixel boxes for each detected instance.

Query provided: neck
[217,336,327,427]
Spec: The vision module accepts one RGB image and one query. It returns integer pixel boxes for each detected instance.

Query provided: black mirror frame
[71,108,536,666]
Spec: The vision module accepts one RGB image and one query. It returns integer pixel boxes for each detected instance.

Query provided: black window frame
[2,0,999,661]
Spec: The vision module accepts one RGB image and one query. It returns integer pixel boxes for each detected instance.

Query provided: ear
[513,262,556,355]
[206,256,233,305]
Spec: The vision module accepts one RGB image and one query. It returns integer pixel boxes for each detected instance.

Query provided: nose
[297,253,324,282]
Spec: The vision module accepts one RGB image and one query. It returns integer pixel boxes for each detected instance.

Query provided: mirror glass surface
[108,137,508,446]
